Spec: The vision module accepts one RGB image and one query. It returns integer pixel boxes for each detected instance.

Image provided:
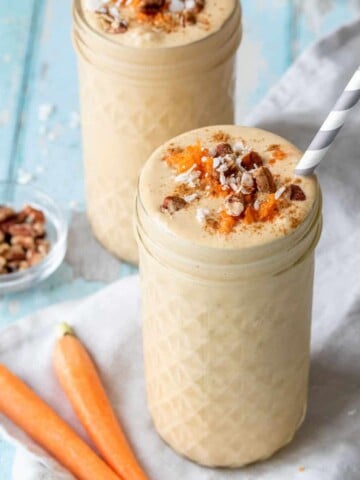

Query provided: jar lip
[136,181,322,267]
[73,0,241,54]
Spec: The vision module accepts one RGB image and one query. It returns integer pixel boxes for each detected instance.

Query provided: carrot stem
[54,323,150,480]
[0,365,120,480]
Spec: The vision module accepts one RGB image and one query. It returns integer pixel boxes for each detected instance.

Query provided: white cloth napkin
[1,16,360,480]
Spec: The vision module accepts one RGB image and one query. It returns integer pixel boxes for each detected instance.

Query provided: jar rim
[73,0,241,53]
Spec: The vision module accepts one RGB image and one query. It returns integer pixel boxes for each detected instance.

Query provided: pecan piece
[22,205,46,223]
[36,239,51,255]
[214,143,233,157]
[289,184,306,201]
[5,245,26,262]
[240,172,255,195]
[0,217,18,234]
[241,151,263,171]
[138,0,165,14]
[181,10,197,25]
[253,166,276,193]
[0,243,10,256]
[225,195,244,217]
[26,250,44,266]
[160,196,187,214]
[193,0,205,13]
[11,235,35,250]
[8,223,35,237]
[0,206,15,222]
[33,222,46,238]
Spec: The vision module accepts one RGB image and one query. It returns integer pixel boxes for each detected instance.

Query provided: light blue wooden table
[0,0,359,476]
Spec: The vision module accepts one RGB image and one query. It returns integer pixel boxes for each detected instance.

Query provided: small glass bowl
[0,182,68,294]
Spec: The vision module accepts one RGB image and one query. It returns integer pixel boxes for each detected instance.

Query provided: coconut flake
[169,0,185,12]
[275,186,286,200]
[253,199,261,211]
[185,0,196,9]
[184,193,198,203]
[196,208,210,225]
[109,5,121,19]
[175,165,200,187]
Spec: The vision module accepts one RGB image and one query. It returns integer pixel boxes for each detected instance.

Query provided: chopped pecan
[0,217,18,234]
[138,0,165,14]
[161,196,187,214]
[225,195,244,217]
[181,10,196,25]
[8,223,34,237]
[0,243,10,256]
[0,206,15,222]
[23,205,46,223]
[11,235,35,250]
[240,172,255,195]
[241,151,263,171]
[289,184,306,201]
[194,0,205,13]
[214,143,233,157]
[0,231,4,243]
[5,245,26,262]
[18,260,30,271]
[26,250,44,266]
[110,19,128,33]
[33,222,46,238]
[253,166,276,193]
[36,239,50,255]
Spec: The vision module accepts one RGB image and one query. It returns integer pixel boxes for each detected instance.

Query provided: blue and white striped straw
[295,65,360,176]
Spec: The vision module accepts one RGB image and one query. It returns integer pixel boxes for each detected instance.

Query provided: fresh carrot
[0,364,120,480]
[53,323,150,480]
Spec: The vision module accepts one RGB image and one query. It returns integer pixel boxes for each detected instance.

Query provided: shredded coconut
[253,199,261,211]
[184,193,198,203]
[275,186,286,200]
[175,165,200,187]
[169,0,185,12]
[196,208,210,225]
[185,0,196,9]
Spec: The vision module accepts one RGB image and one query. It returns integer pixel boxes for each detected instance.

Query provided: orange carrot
[0,364,120,480]
[53,323,150,480]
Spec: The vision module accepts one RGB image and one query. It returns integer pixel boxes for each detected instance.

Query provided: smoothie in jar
[135,125,322,467]
[73,0,242,264]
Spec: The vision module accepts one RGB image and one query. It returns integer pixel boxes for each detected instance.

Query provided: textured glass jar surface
[72,1,242,264]
[136,191,322,467]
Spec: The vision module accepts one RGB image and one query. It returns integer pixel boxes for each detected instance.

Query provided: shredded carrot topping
[218,211,238,234]
[258,194,278,222]
[160,137,297,235]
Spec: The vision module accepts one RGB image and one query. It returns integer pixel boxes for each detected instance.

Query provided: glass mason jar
[72,1,242,264]
[135,183,322,467]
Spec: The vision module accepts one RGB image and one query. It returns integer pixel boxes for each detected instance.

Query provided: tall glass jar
[135,180,322,467]
[72,1,242,264]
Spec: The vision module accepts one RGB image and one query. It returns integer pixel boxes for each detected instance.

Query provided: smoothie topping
[0,205,50,274]
[88,0,207,34]
[160,136,307,235]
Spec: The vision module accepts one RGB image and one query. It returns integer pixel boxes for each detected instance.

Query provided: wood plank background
[0,0,359,475]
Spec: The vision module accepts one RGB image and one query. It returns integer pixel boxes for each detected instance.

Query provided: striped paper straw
[295,65,360,176]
